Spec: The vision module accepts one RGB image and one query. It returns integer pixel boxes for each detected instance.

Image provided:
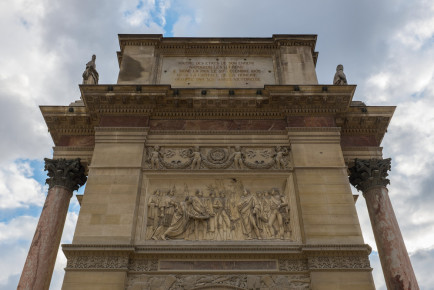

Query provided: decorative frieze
[278,259,309,272]
[144,146,292,170]
[308,256,371,270]
[126,274,311,290]
[128,259,159,272]
[66,255,129,270]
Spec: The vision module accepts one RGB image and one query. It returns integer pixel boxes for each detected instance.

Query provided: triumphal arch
[19,35,418,289]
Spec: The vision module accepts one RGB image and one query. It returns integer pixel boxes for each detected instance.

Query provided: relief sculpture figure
[146,183,292,241]
[275,146,289,170]
[161,197,192,240]
[189,190,211,240]
[214,191,232,240]
[191,147,202,170]
[237,189,261,239]
[205,191,216,240]
[233,146,244,169]
[268,188,287,239]
[146,190,161,238]
[150,146,160,169]
[151,189,176,240]
[82,54,99,84]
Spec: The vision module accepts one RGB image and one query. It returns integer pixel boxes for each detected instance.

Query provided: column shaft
[18,158,86,290]
[364,186,418,290]
[18,186,72,290]
[349,158,419,290]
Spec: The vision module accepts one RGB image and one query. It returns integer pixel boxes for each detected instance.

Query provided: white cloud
[0,211,77,289]
[0,161,46,209]
[1,0,434,288]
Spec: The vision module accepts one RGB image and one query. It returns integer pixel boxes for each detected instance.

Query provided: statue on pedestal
[333,64,347,85]
[82,54,99,84]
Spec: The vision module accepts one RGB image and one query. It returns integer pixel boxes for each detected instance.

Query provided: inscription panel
[160,260,277,271]
[160,56,276,88]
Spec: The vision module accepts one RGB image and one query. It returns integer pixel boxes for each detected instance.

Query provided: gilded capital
[44,158,87,191]
[349,158,391,192]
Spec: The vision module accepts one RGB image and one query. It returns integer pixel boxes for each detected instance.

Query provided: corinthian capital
[349,158,391,192]
[44,158,87,191]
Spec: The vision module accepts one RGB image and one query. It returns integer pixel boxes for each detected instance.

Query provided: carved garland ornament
[144,146,292,170]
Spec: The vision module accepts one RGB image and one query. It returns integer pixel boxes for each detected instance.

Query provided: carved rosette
[44,158,87,191]
[349,158,391,192]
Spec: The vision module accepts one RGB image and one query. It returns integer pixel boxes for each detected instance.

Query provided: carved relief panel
[137,176,301,242]
[127,273,310,290]
[143,146,292,170]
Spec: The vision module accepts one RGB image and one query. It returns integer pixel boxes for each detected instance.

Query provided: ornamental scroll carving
[144,146,292,170]
[66,255,128,270]
[127,274,310,290]
[145,180,292,241]
[308,256,371,270]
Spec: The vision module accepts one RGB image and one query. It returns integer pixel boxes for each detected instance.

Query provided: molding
[94,127,149,143]
[62,243,371,272]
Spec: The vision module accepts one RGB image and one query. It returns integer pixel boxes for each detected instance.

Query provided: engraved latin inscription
[160,57,276,87]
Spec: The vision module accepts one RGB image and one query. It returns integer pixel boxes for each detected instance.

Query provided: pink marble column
[18,158,86,290]
[349,158,418,290]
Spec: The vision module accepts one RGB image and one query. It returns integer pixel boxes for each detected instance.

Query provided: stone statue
[275,146,288,170]
[333,64,347,85]
[82,54,99,84]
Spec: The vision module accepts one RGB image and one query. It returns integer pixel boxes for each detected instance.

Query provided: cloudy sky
[1,0,433,289]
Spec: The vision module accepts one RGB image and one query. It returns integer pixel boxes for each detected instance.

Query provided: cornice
[117,34,318,59]
[62,243,371,255]
[149,130,287,135]
[40,85,394,147]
